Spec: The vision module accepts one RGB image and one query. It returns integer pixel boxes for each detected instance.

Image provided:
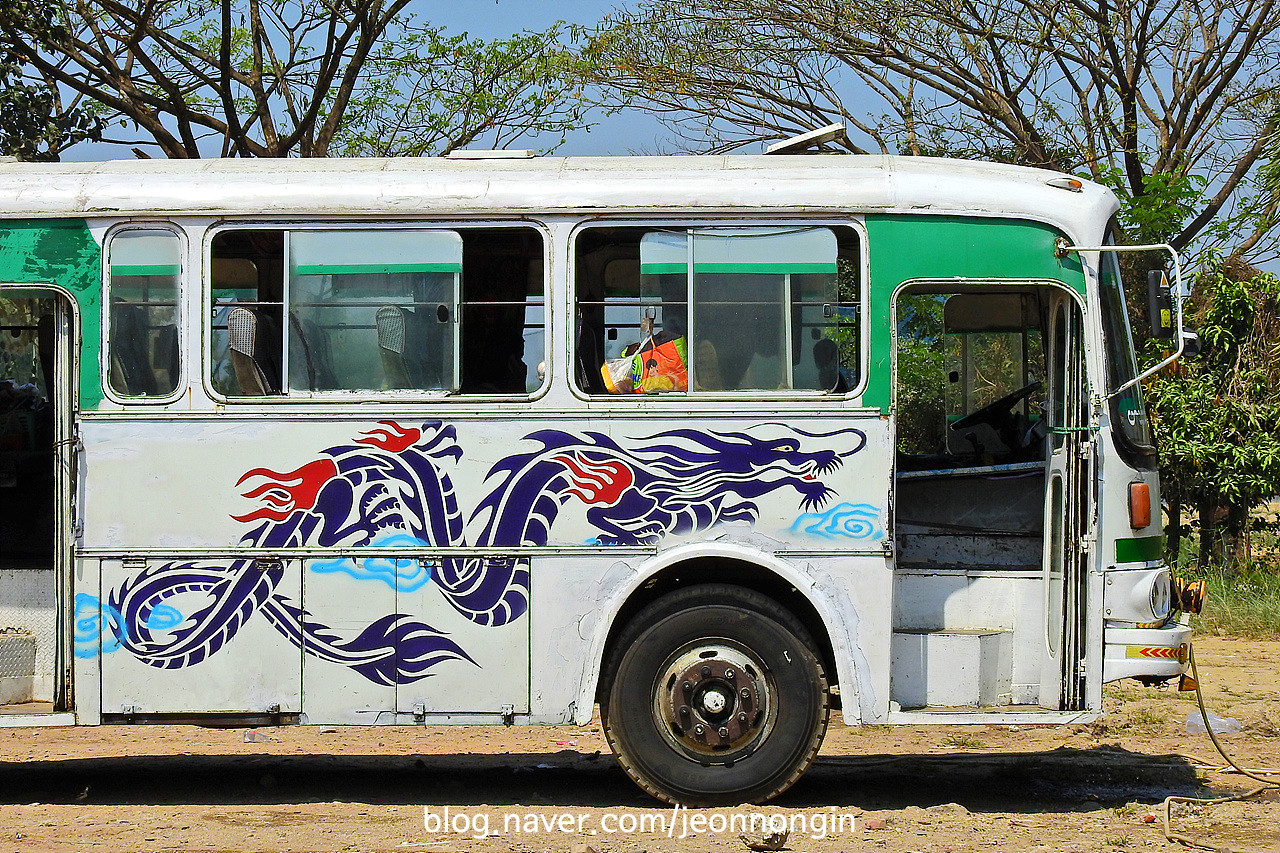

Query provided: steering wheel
[949,380,1043,432]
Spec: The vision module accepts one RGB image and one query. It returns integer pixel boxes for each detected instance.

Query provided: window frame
[202,219,551,403]
[568,217,868,402]
[101,221,187,405]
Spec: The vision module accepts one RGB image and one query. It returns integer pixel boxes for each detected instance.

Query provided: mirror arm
[1054,240,1185,401]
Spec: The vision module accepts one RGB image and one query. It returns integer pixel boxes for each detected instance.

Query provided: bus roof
[0,154,1118,242]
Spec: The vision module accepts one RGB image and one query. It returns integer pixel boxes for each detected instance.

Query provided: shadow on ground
[0,745,1203,810]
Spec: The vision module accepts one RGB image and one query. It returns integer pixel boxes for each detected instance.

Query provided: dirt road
[1,636,1277,853]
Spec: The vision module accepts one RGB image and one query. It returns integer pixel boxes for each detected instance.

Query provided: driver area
[894,285,1055,573]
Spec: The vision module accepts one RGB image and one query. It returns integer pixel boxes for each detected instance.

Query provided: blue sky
[421,0,616,39]
[420,0,672,155]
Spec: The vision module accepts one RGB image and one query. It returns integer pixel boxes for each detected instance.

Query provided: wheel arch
[583,544,855,721]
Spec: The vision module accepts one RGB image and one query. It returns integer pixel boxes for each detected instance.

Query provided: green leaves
[1145,262,1280,566]
[1096,167,1208,247]
[0,1,595,158]
[330,24,596,157]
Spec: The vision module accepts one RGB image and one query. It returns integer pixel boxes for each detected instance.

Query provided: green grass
[942,733,986,749]
[1187,567,1280,639]
[1120,706,1168,736]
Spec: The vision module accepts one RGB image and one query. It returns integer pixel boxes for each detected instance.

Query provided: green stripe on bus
[1115,536,1163,563]
[640,263,838,275]
[0,219,104,411]
[111,264,180,276]
[294,263,461,275]
[863,215,1087,413]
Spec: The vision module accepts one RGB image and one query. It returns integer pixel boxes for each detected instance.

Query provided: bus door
[0,287,74,715]
[892,281,1089,713]
[1040,292,1090,710]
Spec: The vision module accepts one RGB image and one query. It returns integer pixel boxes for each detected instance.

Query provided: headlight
[1105,567,1174,623]
[1149,570,1172,621]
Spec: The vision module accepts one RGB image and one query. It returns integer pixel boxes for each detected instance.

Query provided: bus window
[106,229,181,398]
[209,226,544,397]
[895,288,1047,466]
[290,229,461,393]
[459,228,545,394]
[574,225,859,395]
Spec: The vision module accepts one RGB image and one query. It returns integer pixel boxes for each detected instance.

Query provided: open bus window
[106,229,181,398]
[574,225,860,395]
[209,226,544,397]
[895,288,1047,468]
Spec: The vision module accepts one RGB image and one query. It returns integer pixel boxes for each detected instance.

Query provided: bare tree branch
[591,0,1280,260]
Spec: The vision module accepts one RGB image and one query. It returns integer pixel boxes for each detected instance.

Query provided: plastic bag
[1186,711,1242,734]
[600,355,637,394]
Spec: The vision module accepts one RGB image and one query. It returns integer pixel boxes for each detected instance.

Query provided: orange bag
[633,334,688,393]
[599,333,689,393]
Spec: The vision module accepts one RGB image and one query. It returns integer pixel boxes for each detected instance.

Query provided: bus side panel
[95,557,302,715]
[80,413,889,723]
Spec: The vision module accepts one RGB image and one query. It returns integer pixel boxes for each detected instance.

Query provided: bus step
[889,628,1014,710]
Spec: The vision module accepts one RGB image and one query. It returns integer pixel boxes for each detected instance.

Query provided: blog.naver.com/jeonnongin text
[424,804,858,840]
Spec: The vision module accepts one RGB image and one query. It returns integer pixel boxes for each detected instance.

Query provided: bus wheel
[601,584,829,806]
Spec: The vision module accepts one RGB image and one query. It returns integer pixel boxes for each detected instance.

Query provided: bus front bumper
[1102,623,1192,682]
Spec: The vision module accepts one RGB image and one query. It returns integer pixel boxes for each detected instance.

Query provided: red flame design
[354,421,421,453]
[553,453,635,505]
[232,458,339,522]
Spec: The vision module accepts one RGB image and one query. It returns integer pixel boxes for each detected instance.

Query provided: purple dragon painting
[83,421,865,684]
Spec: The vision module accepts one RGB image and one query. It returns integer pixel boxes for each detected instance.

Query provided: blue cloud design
[73,592,123,658]
[144,603,184,631]
[789,502,884,540]
[310,533,434,591]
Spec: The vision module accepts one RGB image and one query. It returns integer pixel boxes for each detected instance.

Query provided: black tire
[601,584,829,806]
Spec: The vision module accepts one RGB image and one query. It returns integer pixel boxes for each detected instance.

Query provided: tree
[0,0,592,158]
[1145,260,1280,567]
[588,0,1280,265]
[0,0,99,159]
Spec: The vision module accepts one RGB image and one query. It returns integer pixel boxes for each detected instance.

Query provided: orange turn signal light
[1128,482,1152,529]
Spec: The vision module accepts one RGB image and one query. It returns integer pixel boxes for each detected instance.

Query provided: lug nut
[725,668,734,679]
[718,727,729,738]
[740,688,750,698]
[701,666,711,677]
[682,681,692,691]
[679,706,689,716]
[694,725,704,735]
[738,712,747,722]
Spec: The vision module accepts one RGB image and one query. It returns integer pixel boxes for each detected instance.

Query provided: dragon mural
[82,421,867,684]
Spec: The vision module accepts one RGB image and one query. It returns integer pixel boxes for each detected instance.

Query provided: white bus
[0,153,1196,805]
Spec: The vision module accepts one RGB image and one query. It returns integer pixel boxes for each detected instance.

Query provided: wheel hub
[659,645,767,754]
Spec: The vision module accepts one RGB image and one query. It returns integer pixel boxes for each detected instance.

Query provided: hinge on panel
[412,702,426,722]
[252,558,283,573]
[500,704,515,726]
[122,556,147,570]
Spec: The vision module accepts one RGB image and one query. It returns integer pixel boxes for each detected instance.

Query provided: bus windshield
[1099,249,1155,454]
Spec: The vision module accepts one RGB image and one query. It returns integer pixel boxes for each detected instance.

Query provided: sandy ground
[1,636,1278,853]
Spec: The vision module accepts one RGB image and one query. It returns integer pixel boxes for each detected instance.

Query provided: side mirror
[1180,330,1202,358]
[1147,270,1174,338]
